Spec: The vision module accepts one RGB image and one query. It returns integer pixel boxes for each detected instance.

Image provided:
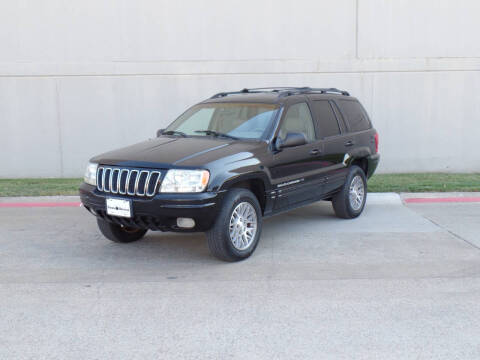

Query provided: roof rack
[282,87,350,97]
[209,87,349,99]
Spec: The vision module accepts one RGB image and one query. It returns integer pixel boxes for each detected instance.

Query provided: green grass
[0,178,82,197]
[0,174,479,197]
[368,173,480,193]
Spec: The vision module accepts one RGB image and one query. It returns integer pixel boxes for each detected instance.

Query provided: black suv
[80,87,380,261]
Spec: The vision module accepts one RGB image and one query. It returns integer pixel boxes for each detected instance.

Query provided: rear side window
[312,100,341,138]
[337,100,371,132]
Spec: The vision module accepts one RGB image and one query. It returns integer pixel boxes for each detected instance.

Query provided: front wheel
[332,165,367,219]
[207,188,262,262]
[97,218,147,243]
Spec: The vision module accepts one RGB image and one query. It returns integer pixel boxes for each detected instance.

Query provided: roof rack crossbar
[308,87,350,96]
[277,87,350,97]
[209,87,350,99]
[243,87,300,91]
[209,87,298,98]
[209,88,251,99]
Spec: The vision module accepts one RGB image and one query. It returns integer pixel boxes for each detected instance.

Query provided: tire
[206,188,262,262]
[97,218,147,243]
[332,165,367,219]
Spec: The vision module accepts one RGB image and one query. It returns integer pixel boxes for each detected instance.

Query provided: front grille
[96,166,162,197]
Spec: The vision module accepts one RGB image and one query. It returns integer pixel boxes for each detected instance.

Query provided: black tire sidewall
[345,166,367,217]
[97,218,147,243]
[217,189,262,259]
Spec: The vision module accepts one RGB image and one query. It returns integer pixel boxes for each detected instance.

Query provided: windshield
[165,103,278,140]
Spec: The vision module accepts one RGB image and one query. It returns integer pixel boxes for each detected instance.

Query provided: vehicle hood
[90,136,266,168]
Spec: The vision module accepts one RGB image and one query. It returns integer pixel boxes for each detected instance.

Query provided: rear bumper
[79,182,224,232]
[367,153,380,178]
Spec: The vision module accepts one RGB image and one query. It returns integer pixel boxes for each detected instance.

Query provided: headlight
[84,162,98,186]
[160,169,210,193]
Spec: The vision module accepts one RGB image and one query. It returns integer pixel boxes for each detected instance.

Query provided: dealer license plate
[106,198,132,218]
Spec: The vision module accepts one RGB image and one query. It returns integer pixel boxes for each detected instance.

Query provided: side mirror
[156,129,164,137]
[275,132,307,150]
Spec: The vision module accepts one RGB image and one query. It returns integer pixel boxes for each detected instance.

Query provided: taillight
[374,132,379,153]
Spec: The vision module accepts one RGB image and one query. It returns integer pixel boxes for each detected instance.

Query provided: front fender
[205,148,272,192]
[218,171,271,192]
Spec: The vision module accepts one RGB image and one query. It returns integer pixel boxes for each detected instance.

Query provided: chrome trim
[125,170,133,195]
[153,171,161,194]
[112,168,120,194]
[146,171,161,196]
[105,168,112,191]
[108,168,114,193]
[96,168,104,191]
[137,170,149,196]
[128,170,139,196]
[144,171,152,196]
[119,169,128,194]
[101,168,106,192]
[96,166,162,197]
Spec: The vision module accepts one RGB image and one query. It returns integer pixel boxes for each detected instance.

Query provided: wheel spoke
[348,175,365,211]
[228,201,258,251]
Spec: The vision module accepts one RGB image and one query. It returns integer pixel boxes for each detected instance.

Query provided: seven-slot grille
[96,166,162,197]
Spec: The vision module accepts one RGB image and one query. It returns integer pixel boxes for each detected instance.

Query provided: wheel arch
[350,157,368,177]
[219,172,270,214]
[345,144,377,179]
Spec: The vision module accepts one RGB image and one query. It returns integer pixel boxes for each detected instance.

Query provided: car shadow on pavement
[115,202,337,263]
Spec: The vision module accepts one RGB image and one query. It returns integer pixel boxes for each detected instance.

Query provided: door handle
[344,140,355,147]
[309,149,320,156]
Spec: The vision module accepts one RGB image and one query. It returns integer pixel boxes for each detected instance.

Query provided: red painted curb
[0,202,82,208]
[404,197,480,204]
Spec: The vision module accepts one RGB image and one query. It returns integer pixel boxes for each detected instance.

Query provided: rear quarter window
[337,100,371,132]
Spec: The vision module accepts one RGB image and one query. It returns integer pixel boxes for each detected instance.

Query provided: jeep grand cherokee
[80,87,380,261]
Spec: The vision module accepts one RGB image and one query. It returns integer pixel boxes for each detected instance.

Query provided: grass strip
[0,173,479,197]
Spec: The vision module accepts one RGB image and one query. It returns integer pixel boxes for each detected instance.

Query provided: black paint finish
[80,90,380,232]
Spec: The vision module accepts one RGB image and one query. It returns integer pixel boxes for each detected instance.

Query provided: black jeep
[80,87,380,261]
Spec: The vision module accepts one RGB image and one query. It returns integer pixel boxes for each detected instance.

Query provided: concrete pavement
[1,193,480,359]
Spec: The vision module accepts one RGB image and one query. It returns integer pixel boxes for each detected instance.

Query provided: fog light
[177,217,195,228]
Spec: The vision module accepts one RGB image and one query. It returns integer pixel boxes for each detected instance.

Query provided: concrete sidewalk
[1,193,480,359]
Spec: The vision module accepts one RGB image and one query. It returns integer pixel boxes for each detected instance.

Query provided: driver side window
[278,102,316,142]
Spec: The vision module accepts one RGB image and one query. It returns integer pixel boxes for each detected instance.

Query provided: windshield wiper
[161,130,187,137]
[194,130,238,140]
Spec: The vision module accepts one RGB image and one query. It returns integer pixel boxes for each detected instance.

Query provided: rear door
[268,100,325,210]
[310,99,349,194]
[334,99,375,165]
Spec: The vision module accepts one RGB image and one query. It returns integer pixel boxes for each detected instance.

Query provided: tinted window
[312,100,340,138]
[338,100,371,132]
[278,102,316,142]
[166,103,277,140]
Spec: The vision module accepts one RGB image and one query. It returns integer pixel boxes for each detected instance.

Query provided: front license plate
[106,198,132,218]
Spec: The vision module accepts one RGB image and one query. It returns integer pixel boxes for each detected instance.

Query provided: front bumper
[79,183,224,232]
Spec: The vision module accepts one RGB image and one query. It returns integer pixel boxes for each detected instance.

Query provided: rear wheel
[97,218,147,243]
[332,165,367,219]
[207,188,262,262]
